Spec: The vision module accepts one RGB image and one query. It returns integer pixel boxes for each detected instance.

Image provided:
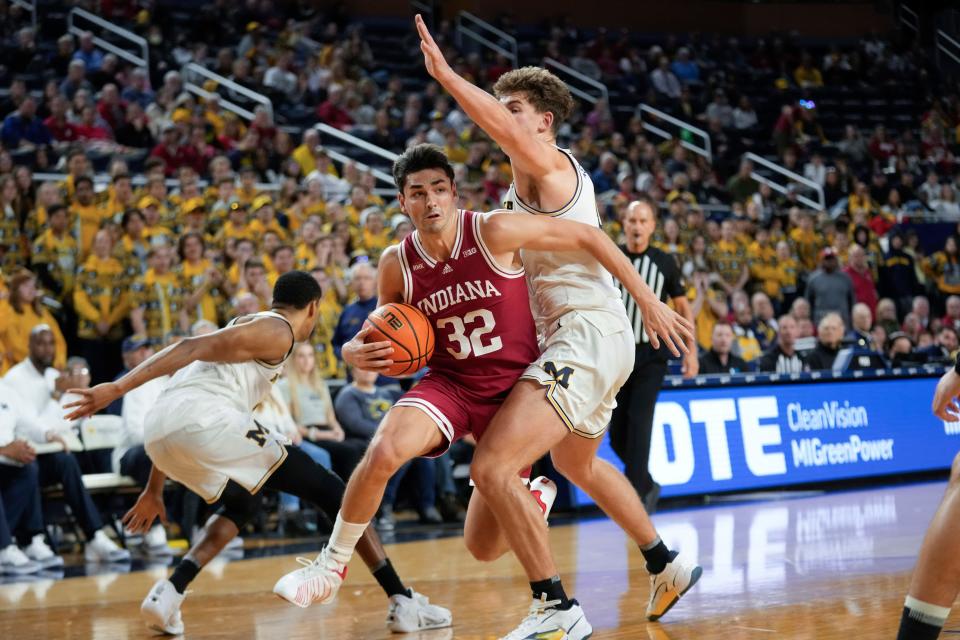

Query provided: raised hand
[415,14,452,81]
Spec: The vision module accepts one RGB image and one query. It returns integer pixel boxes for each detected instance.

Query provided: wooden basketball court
[0,481,949,639]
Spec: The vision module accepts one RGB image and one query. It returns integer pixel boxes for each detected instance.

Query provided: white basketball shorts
[521,309,635,438]
[143,390,288,503]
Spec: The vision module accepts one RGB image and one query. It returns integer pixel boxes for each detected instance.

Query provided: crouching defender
[65,270,451,635]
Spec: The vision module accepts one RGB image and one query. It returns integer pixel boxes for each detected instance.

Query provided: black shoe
[438,493,465,523]
[642,482,661,515]
[418,506,443,525]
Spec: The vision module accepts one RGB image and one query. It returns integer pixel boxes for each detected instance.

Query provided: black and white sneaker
[646,551,702,621]
[499,595,592,640]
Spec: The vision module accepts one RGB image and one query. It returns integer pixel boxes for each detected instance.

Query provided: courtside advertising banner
[582,376,955,504]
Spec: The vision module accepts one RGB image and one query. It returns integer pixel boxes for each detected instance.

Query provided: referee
[609,195,698,513]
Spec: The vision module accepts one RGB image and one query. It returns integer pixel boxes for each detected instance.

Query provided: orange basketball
[364,303,435,377]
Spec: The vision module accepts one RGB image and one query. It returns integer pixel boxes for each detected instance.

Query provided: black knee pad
[216,482,260,529]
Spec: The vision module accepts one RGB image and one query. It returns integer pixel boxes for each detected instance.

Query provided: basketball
[364,303,435,377]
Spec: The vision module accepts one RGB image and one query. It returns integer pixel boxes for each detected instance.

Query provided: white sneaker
[528,476,557,522]
[499,595,592,640]
[0,544,42,575]
[85,529,132,563]
[141,578,185,635]
[272,546,346,608]
[24,535,64,569]
[646,552,702,621]
[144,525,173,557]
[386,589,453,632]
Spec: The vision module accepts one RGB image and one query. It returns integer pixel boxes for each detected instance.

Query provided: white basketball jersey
[503,147,626,332]
[161,311,295,413]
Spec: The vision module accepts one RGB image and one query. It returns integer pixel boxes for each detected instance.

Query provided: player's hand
[343,324,395,373]
[681,351,699,379]
[638,295,695,358]
[63,382,122,421]
[122,490,168,535]
[415,14,452,81]
[933,368,960,422]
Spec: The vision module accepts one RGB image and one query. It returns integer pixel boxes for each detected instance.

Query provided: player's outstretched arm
[480,212,695,356]
[341,245,404,373]
[63,319,293,420]
[415,15,560,179]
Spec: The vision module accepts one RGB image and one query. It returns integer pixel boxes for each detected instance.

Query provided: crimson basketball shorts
[395,372,507,458]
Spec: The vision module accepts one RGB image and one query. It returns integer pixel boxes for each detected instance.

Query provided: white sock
[328,512,367,564]
[904,595,951,627]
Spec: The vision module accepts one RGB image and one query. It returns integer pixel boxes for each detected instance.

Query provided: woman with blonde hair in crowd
[277,342,365,481]
[0,269,67,374]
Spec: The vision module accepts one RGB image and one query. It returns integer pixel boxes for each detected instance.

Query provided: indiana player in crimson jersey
[273,146,678,632]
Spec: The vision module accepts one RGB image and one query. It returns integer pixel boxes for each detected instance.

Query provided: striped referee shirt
[613,245,686,361]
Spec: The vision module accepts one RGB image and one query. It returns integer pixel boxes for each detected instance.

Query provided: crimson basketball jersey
[398,209,539,397]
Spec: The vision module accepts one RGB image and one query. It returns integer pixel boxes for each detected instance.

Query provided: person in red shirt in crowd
[942,295,960,333]
[844,243,879,314]
[249,106,277,151]
[486,53,513,84]
[43,94,80,143]
[75,105,112,141]
[316,84,353,130]
[868,124,897,163]
[187,126,215,175]
[150,124,197,176]
[96,83,127,132]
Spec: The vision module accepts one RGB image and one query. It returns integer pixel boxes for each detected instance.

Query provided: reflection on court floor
[0,481,948,639]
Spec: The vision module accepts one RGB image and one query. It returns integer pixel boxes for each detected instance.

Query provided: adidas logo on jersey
[442,264,453,274]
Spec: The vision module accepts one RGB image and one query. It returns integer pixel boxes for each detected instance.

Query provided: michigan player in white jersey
[417,16,700,638]
[64,271,451,636]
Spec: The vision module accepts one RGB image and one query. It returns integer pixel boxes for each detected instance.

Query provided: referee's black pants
[608,358,668,499]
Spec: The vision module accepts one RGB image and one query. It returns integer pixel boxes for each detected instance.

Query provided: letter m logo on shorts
[245,420,269,448]
[543,361,574,389]
[381,311,403,330]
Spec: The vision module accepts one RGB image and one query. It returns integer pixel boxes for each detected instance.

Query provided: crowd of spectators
[0,3,960,571]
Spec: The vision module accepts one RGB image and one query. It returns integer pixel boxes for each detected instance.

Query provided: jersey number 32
[436,309,502,359]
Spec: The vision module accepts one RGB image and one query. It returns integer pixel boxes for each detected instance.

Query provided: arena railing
[10,0,36,28]
[182,63,274,124]
[455,11,518,69]
[743,152,825,211]
[543,57,609,107]
[936,29,960,73]
[67,8,149,74]
[637,103,712,163]
[313,122,399,189]
[899,4,919,34]
[665,363,949,389]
